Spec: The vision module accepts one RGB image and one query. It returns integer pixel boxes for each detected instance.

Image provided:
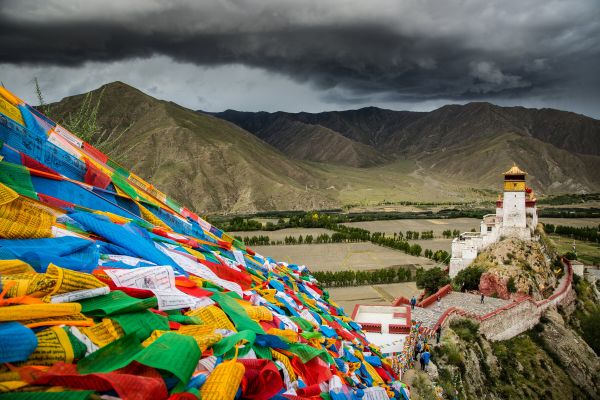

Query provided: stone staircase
[412,292,513,329]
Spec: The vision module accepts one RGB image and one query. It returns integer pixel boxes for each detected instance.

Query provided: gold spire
[503,163,527,175]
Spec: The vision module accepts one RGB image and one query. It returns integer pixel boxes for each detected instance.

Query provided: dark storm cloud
[1,0,599,107]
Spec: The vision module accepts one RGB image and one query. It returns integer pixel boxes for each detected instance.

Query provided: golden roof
[504,163,527,175]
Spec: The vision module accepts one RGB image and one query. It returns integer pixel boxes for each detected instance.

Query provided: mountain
[46,82,600,214]
[48,82,336,213]
[213,110,391,167]
[213,103,600,194]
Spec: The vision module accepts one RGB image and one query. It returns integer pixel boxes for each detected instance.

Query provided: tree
[453,266,485,291]
[410,244,422,257]
[416,267,450,294]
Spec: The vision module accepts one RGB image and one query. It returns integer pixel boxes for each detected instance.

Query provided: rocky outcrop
[479,272,510,299]
[538,308,600,399]
[475,237,558,300]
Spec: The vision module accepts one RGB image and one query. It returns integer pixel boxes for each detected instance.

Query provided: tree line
[544,223,600,243]
[211,210,496,232]
[312,266,413,287]
[236,227,451,265]
[442,229,462,238]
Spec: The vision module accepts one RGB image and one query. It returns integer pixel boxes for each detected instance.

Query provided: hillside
[214,103,600,194]
[228,114,389,167]
[48,82,337,213]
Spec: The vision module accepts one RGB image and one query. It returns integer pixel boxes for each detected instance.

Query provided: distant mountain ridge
[213,102,600,159]
[44,82,600,214]
[212,103,600,194]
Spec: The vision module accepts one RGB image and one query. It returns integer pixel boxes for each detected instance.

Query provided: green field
[549,234,600,265]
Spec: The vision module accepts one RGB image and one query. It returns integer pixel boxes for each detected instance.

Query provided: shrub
[416,267,451,294]
[450,319,479,342]
[507,277,517,293]
[453,265,485,291]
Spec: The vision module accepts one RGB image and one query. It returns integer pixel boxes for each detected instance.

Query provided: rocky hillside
[407,226,600,399]
[408,297,600,399]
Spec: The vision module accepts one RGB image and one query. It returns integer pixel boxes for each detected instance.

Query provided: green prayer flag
[212,293,265,334]
[78,332,200,384]
[79,290,157,316]
[64,327,87,360]
[111,310,169,341]
[168,314,202,325]
[135,332,200,383]
[290,316,314,332]
[0,161,38,200]
[77,334,143,374]
[319,313,334,322]
[212,330,256,358]
[335,317,352,330]
[287,343,329,363]
[301,331,323,340]
[252,344,273,360]
[111,173,141,201]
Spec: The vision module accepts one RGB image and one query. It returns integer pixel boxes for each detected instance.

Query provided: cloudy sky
[1,0,599,117]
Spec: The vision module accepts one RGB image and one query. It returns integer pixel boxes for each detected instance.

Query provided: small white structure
[449,164,538,278]
[351,305,411,354]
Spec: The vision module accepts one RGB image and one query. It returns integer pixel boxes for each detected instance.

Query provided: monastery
[449,164,538,278]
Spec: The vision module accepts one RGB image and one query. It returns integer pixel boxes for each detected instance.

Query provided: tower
[501,164,527,235]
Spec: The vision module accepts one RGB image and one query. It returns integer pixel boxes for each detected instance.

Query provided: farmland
[250,242,437,272]
[341,218,481,235]
[539,217,600,228]
[327,282,421,313]
[234,227,336,242]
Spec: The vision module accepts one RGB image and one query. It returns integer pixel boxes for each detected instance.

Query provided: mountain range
[47,82,600,214]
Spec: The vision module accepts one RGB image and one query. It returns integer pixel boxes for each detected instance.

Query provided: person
[435,326,442,344]
[419,351,426,371]
[480,293,485,304]
[421,350,431,370]
[424,342,430,352]
[410,296,417,310]
[436,296,441,311]
[415,341,422,359]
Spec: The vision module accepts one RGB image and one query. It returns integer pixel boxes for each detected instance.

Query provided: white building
[449,164,538,278]
[351,304,411,354]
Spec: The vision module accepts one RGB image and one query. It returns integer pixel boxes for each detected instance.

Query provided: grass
[309,159,494,207]
[549,234,600,265]
[569,275,600,355]
[411,372,437,400]
[450,320,479,343]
